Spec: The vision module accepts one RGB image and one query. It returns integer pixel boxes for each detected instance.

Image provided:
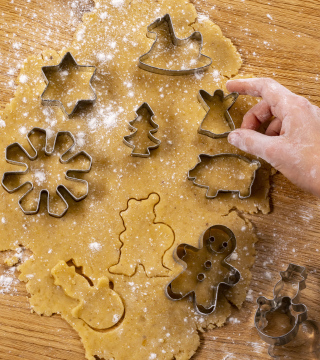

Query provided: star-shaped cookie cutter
[41,52,96,116]
[187,153,261,199]
[254,264,308,348]
[123,102,161,157]
[166,225,240,315]
[198,89,239,139]
[138,13,212,76]
[1,127,92,218]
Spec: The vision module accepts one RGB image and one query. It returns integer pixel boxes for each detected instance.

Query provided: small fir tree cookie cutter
[123,102,161,157]
[166,225,240,315]
[138,13,212,76]
[187,153,261,199]
[41,52,96,116]
[1,127,92,218]
[198,89,239,138]
[254,264,308,349]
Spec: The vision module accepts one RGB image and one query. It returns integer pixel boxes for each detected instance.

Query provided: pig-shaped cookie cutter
[187,153,261,199]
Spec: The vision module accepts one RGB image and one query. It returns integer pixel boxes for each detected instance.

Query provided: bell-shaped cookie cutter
[138,13,212,76]
[166,225,240,315]
[123,102,161,157]
[254,264,308,348]
[41,52,96,116]
[198,89,239,138]
[187,153,261,199]
[1,127,92,218]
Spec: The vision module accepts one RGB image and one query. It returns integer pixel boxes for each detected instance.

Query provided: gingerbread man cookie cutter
[198,89,239,139]
[166,225,240,315]
[187,153,261,199]
[254,264,308,347]
[138,13,212,76]
[1,127,92,218]
[41,52,96,116]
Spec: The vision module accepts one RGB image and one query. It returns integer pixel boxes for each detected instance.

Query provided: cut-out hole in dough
[109,193,174,277]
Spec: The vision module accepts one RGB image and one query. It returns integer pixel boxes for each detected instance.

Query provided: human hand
[226,78,320,197]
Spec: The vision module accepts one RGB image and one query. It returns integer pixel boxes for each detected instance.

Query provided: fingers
[265,118,282,136]
[241,100,273,130]
[226,78,296,119]
[228,128,284,165]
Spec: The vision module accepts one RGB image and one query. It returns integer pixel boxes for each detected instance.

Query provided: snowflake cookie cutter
[138,13,212,76]
[198,89,239,138]
[187,153,261,199]
[254,264,308,348]
[166,225,240,315]
[123,102,161,157]
[1,127,92,218]
[41,52,96,116]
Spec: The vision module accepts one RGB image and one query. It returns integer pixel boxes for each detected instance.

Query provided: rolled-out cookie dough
[0,0,271,359]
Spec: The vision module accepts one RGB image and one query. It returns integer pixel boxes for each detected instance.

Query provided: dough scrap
[52,260,124,330]
[0,0,271,359]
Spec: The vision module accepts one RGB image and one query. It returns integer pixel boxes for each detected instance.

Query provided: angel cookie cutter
[254,264,308,347]
[138,13,212,76]
[41,52,96,116]
[1,127,92,218]
[123,102,161,157]
[187,153,261,199]
[166,225,240,315]
[198,89,239,139]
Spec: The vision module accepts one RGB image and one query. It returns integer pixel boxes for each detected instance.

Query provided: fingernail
[228,131,240,146]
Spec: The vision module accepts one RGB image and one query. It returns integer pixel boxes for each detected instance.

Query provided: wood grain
[1,0,320,359]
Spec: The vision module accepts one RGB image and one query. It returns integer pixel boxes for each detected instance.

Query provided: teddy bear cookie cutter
[165,224,240,315]
[254,264,308,348]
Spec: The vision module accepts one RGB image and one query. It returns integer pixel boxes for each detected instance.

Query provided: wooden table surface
[1,0,320,359]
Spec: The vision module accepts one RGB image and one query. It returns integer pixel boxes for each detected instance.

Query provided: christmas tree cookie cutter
[123,102,161,157]
[166,225,240,315]
[138,13,212,76]
[198,89,239,138]
[187,153,261,199]
[254,264,308,347]
[1,127,92,218]
[41,52,96,116]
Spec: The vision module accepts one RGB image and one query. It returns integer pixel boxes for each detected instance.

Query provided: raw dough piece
[0,0,271,359]
[52,260,124,330]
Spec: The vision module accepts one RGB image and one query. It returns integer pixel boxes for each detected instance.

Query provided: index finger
[226,78,296,119]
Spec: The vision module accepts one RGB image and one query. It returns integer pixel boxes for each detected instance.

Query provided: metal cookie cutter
[123,102,160,157]
[1,127,92,218]
[255,264,308,348]
[138,13,212,76]
[166,225,240,315]
[187,153,261,199]
[198,89,239,138]
[41,52,96,116]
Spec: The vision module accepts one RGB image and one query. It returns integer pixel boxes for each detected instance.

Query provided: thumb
[228,129,282,165]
